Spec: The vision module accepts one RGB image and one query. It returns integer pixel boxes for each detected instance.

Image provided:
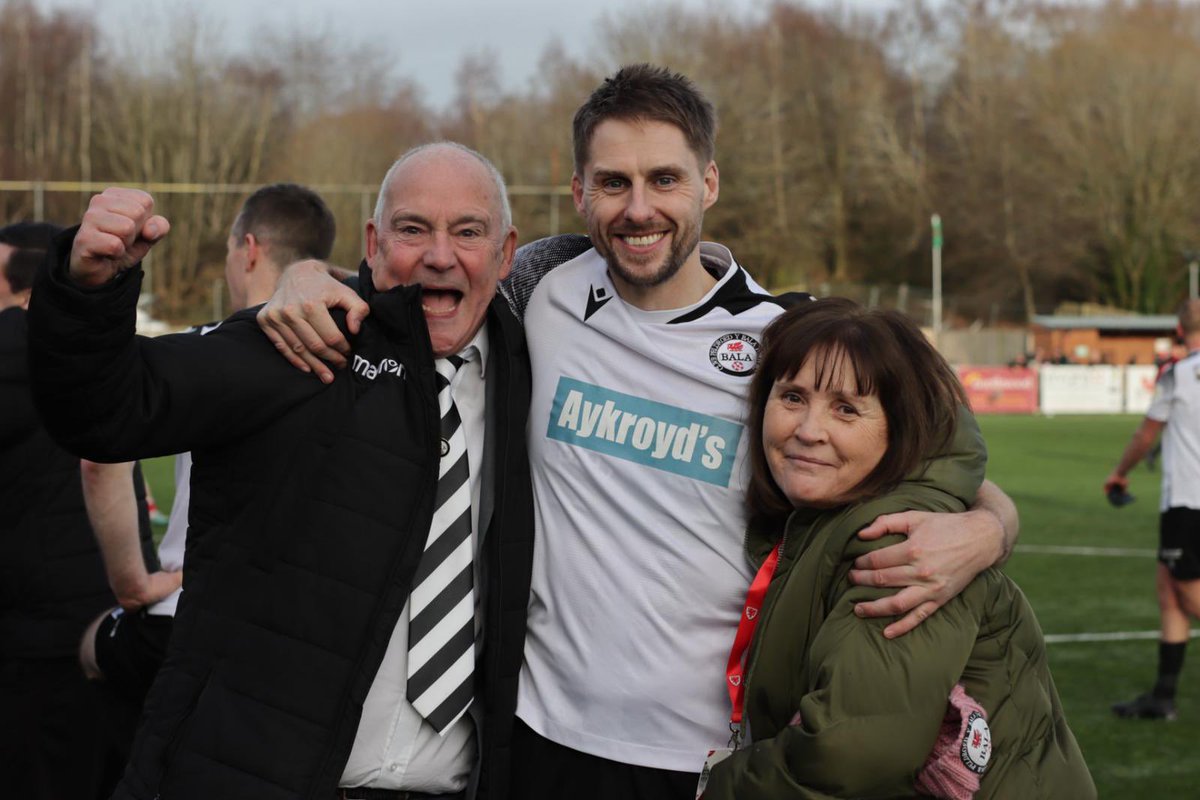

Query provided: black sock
[1153,641,1187,700]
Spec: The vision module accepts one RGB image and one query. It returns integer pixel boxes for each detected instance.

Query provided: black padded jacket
[28,235,534,800]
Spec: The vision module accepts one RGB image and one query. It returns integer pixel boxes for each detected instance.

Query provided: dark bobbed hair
[746,297,969,528]
[5,248,45,293]
[572,63,717,174]
[231,183,336,268]
[0,221,63,250]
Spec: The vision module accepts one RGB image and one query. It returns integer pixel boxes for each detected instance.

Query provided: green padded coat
[704,411,1095,799]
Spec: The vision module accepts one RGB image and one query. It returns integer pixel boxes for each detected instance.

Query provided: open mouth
[421,288,463,316]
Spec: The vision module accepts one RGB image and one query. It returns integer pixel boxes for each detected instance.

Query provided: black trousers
[510,718,699,800]
[0,656,117,800]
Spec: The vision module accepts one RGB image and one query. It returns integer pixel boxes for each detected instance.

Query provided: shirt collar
[456,324,489,379]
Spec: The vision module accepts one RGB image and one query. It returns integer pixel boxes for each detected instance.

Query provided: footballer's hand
[849,507,1001,638]
[71,188,169,287]
[1103,472,1129,495]
[256,259,368,383]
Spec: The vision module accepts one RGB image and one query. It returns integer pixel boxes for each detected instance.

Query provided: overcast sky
[31,0,897,109]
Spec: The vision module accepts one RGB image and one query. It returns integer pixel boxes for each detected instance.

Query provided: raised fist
[70,188,170,287]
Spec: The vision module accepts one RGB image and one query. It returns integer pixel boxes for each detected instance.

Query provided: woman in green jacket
[702,298,1094,799]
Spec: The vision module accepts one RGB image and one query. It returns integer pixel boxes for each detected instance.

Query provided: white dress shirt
[340,327,489,792]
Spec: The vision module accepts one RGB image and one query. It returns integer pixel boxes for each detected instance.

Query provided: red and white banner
[956,366,1039,414]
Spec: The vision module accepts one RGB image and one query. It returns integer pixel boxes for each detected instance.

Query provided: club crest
[709,333,760,376]
[960,711,991,774]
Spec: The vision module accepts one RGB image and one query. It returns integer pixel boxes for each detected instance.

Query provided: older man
[28,143,533,800]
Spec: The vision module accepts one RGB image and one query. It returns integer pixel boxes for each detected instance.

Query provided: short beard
[593,218,701,290]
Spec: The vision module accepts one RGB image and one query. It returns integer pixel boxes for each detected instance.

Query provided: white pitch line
[1015,544,1156,558]
[1045,630,1200,644]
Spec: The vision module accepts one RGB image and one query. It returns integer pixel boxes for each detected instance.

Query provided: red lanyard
[725,542,782,729]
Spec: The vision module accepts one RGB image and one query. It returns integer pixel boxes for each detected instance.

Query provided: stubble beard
[592,214,702,290]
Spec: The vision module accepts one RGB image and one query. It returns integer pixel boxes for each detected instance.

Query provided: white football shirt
[517,243,799,771]
[1147,349,1200,511]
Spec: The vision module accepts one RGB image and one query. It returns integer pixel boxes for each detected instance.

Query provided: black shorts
[93,607,173,705]
[1159,507,1200,581]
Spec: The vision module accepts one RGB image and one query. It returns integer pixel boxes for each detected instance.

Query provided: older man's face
[366,148,516,358]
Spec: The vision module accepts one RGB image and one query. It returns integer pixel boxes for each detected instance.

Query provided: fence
[0,178,574,253]
[2,179,575,320]
[958,364,1160,415]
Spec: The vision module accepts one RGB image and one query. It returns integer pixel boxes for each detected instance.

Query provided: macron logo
[352,355,407,381]
[547,377,742,487]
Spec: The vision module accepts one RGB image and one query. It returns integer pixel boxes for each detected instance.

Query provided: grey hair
[373,141,513,235]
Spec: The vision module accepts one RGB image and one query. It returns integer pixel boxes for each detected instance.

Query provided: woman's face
[763,352,889,509]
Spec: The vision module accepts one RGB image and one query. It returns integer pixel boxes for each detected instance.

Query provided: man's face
[366,148,516,358]
[573,118,718,297]
[224,234,250,312]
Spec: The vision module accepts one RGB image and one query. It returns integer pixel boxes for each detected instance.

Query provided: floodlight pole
[1191,259,1198,300]
[931,213,943,343]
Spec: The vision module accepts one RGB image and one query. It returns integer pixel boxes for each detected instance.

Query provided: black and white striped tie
[406,354,475,734]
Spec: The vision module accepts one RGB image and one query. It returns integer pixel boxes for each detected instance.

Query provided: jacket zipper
[483,314,512,768]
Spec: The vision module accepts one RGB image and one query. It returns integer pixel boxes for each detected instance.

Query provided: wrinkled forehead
[382,150,502,226]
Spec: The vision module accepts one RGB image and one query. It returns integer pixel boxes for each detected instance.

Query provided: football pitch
[141,414,1191,796]
[979,414,1195,797]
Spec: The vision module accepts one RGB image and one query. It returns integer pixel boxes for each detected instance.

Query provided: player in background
[1106,299,1200,720]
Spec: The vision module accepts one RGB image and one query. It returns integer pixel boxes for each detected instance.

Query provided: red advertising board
[956,366,1039,414]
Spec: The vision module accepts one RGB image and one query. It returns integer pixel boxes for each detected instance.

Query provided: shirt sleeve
[498,234,592,321]
[1146,366,1175,423]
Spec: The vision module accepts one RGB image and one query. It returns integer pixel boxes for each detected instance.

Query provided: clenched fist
[70,188,170,287]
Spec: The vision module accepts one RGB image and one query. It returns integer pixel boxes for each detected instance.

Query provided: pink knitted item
[914,684,991,799]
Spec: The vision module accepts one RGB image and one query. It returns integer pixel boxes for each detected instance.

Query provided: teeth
[623,233,665,247]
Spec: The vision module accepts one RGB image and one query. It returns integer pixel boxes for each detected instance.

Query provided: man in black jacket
[28,143,534,800]
[1,221,160,800]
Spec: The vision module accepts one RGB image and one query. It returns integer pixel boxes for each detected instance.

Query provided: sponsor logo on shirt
[351,354,407,381]
[547,376,741,487]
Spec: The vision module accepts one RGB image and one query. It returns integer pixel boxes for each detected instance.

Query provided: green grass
[138,419,1188,795]
[980,415,1196,797]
